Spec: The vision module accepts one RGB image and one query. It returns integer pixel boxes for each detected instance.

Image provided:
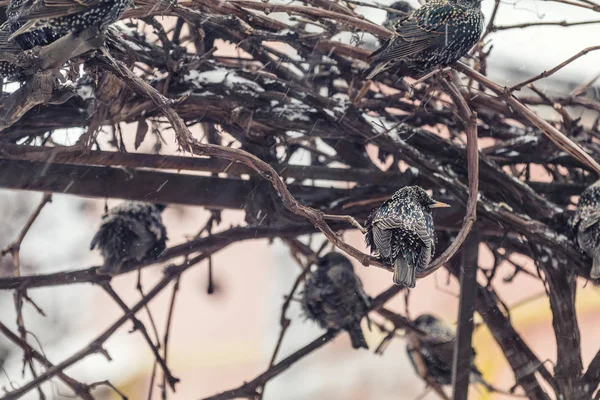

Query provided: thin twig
[100,282,179,390]
[492,19,600,31]
[455,62,600,175]
[0,321,94,399]
[162,277,180,400]
[1,193,52,276]
[510,46,600,91]
[201,284,405,400]
[258,246,313,399]
[1,247,226,400]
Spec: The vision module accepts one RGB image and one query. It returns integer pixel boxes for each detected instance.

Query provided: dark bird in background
[365,186,449,287]
[570,180,600,279]
[5,0,132,50]
[90,202,167,276]
[407,314,493,389]
[302,252,372,349]
[383,1,415,31]
[365,0,484,79]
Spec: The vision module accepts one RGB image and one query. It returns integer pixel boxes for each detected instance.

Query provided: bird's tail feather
[393,256,416,288]
[363,62,390,80]
[592,253,600,279]
[347,326,368,350]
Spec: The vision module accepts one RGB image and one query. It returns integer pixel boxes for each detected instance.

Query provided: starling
[90,202,167,275]
[0,26,22,78]
[383,1,415,31]
[365,0,484,79]
[301,252,372,349]
[570,180,600,279]
[407,314,486,387]
[365,186,449,287]
[5,0,132,50]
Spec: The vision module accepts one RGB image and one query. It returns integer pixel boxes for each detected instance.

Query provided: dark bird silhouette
[365,0,484,79]
[365,186,449,287]
[5,0,132,50]
[90,202,167,275]
[407,314,490,388]
[570,180,600,279]
[383,1,415,31]
[302,252,371,349]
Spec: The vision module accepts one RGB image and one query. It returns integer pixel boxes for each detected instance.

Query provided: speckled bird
[5,0,132,50]
[301,252,372,350]
[365,186,449,287]
[0,25,22,78]
[365,0,484,79]
[90,202,167,276]
[570,180,600,279]
[407,314,488,388]
[383,1,415,31]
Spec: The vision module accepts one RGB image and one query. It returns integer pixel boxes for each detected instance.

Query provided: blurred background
[0,0,599,399]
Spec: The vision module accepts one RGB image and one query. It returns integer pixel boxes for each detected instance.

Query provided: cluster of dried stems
[0,0,599,398]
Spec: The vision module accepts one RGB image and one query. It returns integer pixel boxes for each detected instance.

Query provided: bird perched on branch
[570,180,600,279]
[90,202,167,275]
[365,0,484,79]
[302,252,372,350]
[407,314,492,389]
[365,186,449,287]
[5,0,132,50]
[383,1,415,31]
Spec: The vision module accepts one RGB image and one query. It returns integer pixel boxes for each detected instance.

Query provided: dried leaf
[135,119,149,150]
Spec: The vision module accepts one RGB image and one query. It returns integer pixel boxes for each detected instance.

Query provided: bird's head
[413,314,455,337]
[414,314,441,328]
[389,1,414,14]
[455,0,483,9]
[384,1,414,30]
[392,186,451,212]
[317,252,355,271]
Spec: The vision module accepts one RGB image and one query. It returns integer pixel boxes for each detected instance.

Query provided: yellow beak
[430,200,451,209]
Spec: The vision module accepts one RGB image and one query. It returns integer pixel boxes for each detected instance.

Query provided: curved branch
[419,78,479,277]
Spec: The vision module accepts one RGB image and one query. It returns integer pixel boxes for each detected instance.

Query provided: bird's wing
[10,0,100,22]
[0,24,22,58]
[355,277,372,311]
[364,209,378,252]
[345,269,372,327]
[372,224,394,259]
[421,335,455,367]
[301,276,336,319]
[416,213,435,271]
[368,4,458,63]
[376,209,433,246]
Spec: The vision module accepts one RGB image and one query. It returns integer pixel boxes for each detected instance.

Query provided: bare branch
[510,46,600,91]
[201,285,405,400]
[1,193,52,277]
[0,321,94,399]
